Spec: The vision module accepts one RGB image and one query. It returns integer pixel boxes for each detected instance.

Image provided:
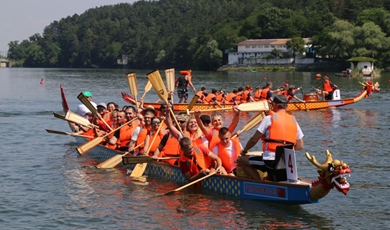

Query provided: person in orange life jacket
[225,89,239,105]
[211,127,243,176]
[204,89,222,107]
[176,69,196,103]
[143,117,167,156]
[128,107,156,155]
[284,85,305,103]
[236,87,244,103]
[260,82,274,103]
[106,102,117,113]
[93,102,111,132]
[241,84,255,103]
[152,114,188,165]
[106,106,138,151]
[318,75,338,100]
[236,95,304,180]
[179,137,225,182]
[253,86,262,101]
[195,107,240,149]
[196,87,208,103]
[216,88,227,103]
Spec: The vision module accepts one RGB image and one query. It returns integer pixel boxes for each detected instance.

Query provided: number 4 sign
[284,148,298,182]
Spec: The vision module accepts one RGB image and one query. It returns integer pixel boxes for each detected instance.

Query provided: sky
[0,0,138,54]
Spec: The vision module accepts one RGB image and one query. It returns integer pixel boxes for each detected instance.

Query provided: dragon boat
[59,85,352,205]
[121,81,379,112]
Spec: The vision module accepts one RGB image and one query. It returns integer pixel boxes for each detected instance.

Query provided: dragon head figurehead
[360,81,380,98]
[121,92,137,105]
[305,150,352,201]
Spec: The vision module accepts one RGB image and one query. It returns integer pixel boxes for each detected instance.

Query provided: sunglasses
[178,120,186,123]
[152,121,161,124]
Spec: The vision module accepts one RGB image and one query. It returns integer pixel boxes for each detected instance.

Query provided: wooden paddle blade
[76,136,103,155]
[187,94,200,111]
[65,111,93,128]
[130,163,148,177]
[141,80,153,99]
[96,154,126,169]
[53,112,66,120]
[126,72,138,98]
[164,172,216,195]
[147,70,168,102]
[231,111,266,138]
[237,101,269,112]
[122,156,154,164]
[45,129,71,135]
[77,93,98,115]
[165,68,175,93]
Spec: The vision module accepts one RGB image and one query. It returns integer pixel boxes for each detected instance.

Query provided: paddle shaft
[187,94,200,111]
[164,172,216,195]
[45,129,94,138]
[187,107,230,115]
[96,142,144,169]
[231,111,265,138]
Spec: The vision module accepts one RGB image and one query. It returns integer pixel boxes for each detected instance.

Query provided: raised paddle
[163,172,217,195]
[60,111,94,128]
[77,93,113,132]
[236,100,270,112]
[45,129,94,138]
[187,94,200,111]
[165,68,175,103]
[96,142,144,169]
[141,80,153,99]
[231,111,266,138]
[127,72,139,110]
[186,107,230,115]
[130,120,165,177]
[77,118,137,155]
[147,70,183,134]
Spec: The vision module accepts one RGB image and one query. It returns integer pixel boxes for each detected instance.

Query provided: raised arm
[227,106,240,133]
[194,110,212,140]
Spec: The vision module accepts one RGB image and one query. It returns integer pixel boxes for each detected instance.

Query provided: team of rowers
[71,74,340,182]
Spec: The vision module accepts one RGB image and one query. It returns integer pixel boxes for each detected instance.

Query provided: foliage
[6,0,390,70]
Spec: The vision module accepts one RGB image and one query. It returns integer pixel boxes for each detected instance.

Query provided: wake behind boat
[57,84,352,205]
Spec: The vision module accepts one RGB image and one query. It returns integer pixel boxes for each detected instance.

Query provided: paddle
[77,93,113,132]
[236,100,270,112]
[55,111,94,128]
[163,172,217,195]
[141,80,153,99]
[127,72,139,110]
[231,111,266,138]
[147,70,183,134]
[186,107,229,115]
[165,68,175,103]
[45,129,94,138]
[187,94,200,111]
[122,156,179,164]
[96,142,144,169]
[77,118,137,155]
[130,120,165,177]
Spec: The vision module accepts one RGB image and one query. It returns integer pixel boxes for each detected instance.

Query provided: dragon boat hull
[122,88,369,112]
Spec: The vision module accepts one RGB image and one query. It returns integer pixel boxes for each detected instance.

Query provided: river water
[0,68,389,229]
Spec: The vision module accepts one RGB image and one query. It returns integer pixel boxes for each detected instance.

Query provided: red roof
[238,38,310,46]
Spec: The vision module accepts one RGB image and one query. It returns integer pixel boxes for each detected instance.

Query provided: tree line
[7,0,390,70]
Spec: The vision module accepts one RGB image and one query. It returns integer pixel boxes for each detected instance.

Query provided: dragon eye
[328,163,335,172]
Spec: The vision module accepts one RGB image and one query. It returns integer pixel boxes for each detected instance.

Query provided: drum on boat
[303,93,318,101]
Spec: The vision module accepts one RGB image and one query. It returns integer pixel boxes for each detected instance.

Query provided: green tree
[286,37,305,60]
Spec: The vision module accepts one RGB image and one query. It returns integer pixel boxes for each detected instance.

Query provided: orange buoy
[40,78,44,85]
[315,73,321,78]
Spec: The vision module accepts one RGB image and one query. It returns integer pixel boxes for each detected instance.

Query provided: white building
[227,38,312,65]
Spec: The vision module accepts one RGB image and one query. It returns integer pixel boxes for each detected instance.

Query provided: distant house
[227,38,311,65]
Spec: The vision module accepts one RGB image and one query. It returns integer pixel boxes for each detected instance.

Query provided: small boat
[334,70,349,77]
[59,85,352,205]
[121,82,379,112]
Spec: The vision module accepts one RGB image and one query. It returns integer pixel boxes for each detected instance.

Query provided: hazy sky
[0,0,138,53]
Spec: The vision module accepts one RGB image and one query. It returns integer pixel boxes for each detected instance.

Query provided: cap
[97,102,107,109]
[83,91,92,97]
[273,95,288,104]
[200,115,211,123]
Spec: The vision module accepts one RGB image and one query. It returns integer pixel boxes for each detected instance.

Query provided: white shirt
[77,101,97,118]
[257,115,304,160]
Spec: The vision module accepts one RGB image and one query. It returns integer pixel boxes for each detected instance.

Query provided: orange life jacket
[216,93,225,103]
[160,133,180,165]
[262,111,297,151]
[135,126,148,154]
[179,144,211,176]
[323,80,333,92]
[207,128,220,150]
[225,92,236,103]
[204,93,216,104]
[253,90,262,101]
[117,122,137,149]
[241,90,250,103]
[146,127,166,155]
[261,88,270,100]
[196,91,206,103]
[212,138,241,172]
[102,112,111,122]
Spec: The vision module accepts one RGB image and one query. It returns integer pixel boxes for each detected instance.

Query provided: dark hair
[201,87,206,91]
[219,127,229,135]
[179,137,192,148]
[125,106,137,113]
